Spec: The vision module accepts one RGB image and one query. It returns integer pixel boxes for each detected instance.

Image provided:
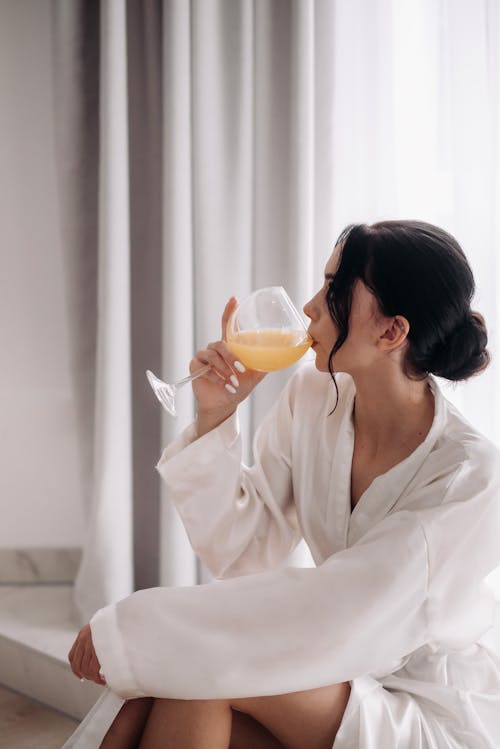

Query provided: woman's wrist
[195,405,237,438]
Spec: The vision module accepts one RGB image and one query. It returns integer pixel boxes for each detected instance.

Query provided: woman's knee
[100,697,154,747]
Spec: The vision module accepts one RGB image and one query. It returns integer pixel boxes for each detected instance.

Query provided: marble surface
[0,585,103,720]
[0,548,81,584]
[0,585,78,659]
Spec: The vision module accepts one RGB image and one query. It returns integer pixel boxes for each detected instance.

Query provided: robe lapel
[347,377,447,547]
[325,379,356,552]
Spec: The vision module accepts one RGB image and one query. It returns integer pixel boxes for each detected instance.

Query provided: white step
[0,585,104,721]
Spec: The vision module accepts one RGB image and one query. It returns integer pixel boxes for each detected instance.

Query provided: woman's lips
[307,331,317,348]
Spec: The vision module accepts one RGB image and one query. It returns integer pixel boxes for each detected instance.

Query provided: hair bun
[428,311,490,381]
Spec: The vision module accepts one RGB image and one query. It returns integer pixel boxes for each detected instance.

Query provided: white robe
[62,365,500,748]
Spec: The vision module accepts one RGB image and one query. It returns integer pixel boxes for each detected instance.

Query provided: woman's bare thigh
[229,709,285,749]
[230,682,351,749]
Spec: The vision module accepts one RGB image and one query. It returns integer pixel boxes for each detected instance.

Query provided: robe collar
[328,375,447,547]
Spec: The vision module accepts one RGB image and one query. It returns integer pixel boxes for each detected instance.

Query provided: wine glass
[146,286,311,417]
[225,286,312,371]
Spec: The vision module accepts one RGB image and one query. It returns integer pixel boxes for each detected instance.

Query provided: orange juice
[226,329,312,372]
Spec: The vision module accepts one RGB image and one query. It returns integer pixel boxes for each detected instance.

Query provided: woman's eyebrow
[324,273,335,280]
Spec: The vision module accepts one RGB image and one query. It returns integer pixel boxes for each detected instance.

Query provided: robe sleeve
[155,374,302,578]
[90,510,430,700]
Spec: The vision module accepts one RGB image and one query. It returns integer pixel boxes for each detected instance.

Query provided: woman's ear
[379,316,409,350]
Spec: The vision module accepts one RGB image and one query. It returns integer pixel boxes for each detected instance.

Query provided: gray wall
[0,0,84,547]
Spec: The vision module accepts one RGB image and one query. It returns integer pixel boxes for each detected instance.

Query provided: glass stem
[174,364,211,389]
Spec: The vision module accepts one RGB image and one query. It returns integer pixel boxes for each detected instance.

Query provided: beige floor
[0,684,78,749]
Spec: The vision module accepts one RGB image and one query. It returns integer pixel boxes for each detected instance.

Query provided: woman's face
[304,246,392,375]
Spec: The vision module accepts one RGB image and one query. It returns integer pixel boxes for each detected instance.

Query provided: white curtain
[72,0,134,623]
[53,0,500,624]
[158,0,335,586]
[331,0,500,442]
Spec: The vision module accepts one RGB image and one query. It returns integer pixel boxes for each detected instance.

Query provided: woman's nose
[303,296,315,320]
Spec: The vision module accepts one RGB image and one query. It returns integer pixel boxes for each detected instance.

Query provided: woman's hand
[68,624,107,686]
[191,297,267,435]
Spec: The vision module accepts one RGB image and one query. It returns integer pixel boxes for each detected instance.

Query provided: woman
[65,220,500,749]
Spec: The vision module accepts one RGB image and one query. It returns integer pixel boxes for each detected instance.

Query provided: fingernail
[225,384,237,394]
[80,678,85,682]
[233,361,246,373]
[229,374,239,388]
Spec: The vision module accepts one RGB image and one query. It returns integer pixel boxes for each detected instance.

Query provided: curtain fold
[54,0,134,624]
[73,0,133,623]
[50,0,499,624]
[126,0,164,592]
[160,0,198,587]
[51,0,100,537]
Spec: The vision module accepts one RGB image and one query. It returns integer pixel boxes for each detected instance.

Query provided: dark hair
[326,220,490,387]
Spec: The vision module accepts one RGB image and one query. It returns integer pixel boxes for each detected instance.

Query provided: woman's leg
[138,698,232,749]
[230,682,351,749]
[137,682,350,749]
[95,695,286,749]
[229,709,285,748]
[99,698,154,749]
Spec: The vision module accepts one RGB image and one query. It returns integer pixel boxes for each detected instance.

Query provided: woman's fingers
[208,340,241,381]
[221,297,237,342]
[86,651,106,685]
[81,637,100,682]
[193,344,237,387]
[69,624,105,683]
[69,636,84,679]
[68,637,77,665]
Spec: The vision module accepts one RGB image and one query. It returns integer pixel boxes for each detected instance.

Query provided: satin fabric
[64,366,500,747]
